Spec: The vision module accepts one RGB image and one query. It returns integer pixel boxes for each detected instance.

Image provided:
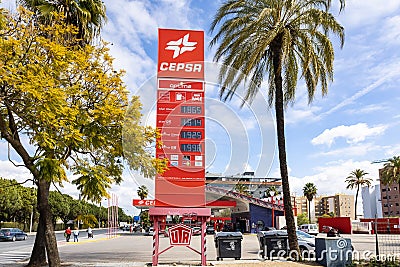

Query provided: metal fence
[373,221,400,258]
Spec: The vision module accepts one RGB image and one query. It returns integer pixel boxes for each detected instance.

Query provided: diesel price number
[180,106,202,114]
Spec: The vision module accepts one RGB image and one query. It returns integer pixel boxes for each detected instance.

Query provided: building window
[382,188,386,192]
[395,187,398,191]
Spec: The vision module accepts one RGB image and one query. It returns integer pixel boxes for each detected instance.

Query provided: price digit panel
[180,105,202,114]
[180,131,202,139]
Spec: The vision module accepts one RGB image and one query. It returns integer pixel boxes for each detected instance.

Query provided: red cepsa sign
[155,29,206,208]
[168,224,193,246]
[158,29,204,80]
[132,199,155,207]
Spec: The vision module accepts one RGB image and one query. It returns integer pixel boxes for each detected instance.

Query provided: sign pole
[201,216,207,266]
[152,217,160,266]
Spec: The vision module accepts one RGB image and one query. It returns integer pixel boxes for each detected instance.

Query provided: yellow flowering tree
[0,7,163,267]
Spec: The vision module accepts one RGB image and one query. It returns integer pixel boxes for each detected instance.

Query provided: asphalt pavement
[0,231,379,267]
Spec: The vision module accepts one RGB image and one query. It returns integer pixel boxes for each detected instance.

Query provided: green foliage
[140,210,151,229]
[380,156,400,186]
[0,177,119,229]
[209,0,344,106]
[210,0,345,253]
[0,7,160,204]
[137,185,149,200]
[234,183,251,196]
[303,183,317,202]
[297,213,309,226]
[265,186,279,198]
[19,0,106,44]
[77,214,98,228]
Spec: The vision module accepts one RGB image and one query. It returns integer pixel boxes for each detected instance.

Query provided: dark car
[0,228,28,242]
[206,226,215,234]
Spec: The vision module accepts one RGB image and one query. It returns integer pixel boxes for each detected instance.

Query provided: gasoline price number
[181,118,202,127]
[180,131,202,139]
[180,144,201,152]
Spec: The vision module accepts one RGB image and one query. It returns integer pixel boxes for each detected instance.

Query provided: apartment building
[295,194,355,220]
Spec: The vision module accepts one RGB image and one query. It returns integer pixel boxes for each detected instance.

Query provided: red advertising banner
[158,29,204,79]
[156,29,205,208]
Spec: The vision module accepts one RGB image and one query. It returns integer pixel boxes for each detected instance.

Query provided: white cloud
[0,160,32,182]
[314,143,382,158]
[340,0,400,29]
[311,123,387,147]
[379,15,400,45]
[291,160,376,195]
[346,104,388,115]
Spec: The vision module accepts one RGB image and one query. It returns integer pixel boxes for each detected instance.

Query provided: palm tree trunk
[354,186,359,220]
[308,200,311,223]
[272,36,299,255]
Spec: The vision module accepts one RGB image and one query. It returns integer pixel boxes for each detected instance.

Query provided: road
[0,231,387,267]
[0,228,108,265]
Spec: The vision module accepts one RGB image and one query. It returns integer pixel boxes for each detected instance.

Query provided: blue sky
[1,0,400,216]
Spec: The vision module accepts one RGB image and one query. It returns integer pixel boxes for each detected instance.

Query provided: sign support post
[141,28,210,266]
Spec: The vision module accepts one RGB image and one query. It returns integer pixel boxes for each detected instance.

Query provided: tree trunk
[308,200,311,223]
[27,183,47,267]
[27,215,46,267]
[355,186,359,220]
[271,36,299,256]
[28,179,61,267]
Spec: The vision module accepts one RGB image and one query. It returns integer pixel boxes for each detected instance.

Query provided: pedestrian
[64,227,71,242]
[87,227,93,238]
[73,227,79,242]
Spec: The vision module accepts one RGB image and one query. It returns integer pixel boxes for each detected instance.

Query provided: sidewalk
[3,260,322,267]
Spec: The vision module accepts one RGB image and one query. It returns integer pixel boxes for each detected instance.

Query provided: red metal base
[149,207,211,266]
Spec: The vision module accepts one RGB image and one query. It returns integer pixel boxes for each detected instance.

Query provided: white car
[299,224,319,236]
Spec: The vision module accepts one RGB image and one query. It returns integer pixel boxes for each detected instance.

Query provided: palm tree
[380,156,400,217]
[303,183,317,223]
[345,169,372,220]
[233,183,251,196]
[381,156,400,186]
[210,0,344,253]
[137,185,149,200]
[18,0,106,44]
[265,186,279,199]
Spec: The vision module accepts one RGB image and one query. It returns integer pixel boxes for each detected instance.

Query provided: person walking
[87,227,93,238]
[73,227,79,242]
[64,227,71,242]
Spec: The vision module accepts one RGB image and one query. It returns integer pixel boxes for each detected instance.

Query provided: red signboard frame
[155,29,205,208]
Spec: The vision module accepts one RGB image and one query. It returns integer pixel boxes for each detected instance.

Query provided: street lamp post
[270,191,275,228]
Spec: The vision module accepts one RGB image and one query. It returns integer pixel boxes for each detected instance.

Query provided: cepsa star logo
[158,29,204,80]
[165,33,197,59]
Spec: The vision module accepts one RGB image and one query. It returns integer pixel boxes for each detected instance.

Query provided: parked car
[321,225,336,233]
[0,228,28,242]
[299,224,319,235]
[206,226,215,234]
[257,230,315,257]
[145,227,154,236]
[192,227,201,236]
